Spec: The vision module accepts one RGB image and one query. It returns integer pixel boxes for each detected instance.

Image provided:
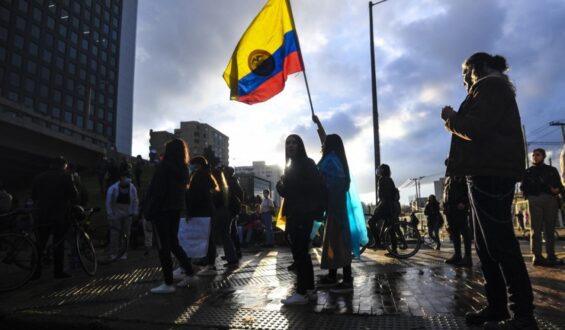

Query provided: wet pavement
[0,240,563,330]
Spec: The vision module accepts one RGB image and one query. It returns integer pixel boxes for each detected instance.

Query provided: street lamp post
[369,0,387,204]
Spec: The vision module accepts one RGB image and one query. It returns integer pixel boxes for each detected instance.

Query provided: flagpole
[286,0,315,116]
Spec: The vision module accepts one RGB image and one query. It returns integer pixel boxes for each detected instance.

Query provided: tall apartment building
[0,0,137,168]
[174,121,229,166]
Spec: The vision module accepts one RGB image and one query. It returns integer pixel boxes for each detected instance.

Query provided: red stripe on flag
[239,51,303,105]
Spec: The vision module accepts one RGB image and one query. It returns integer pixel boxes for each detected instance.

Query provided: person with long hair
[367,163,398,252]
[441,52,536,329]
[144,138,194,294]
[276,134,322,305]
[316,134,354,293]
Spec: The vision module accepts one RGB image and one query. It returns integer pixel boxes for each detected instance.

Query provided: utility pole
[369,0,387,204]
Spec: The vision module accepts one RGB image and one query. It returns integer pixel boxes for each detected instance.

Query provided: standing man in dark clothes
[443,176,472,266]
[225,166,244,258]
[31,156,78,279]
[515,210,526,232]
[441,52,536,329]
[520,148,564,266]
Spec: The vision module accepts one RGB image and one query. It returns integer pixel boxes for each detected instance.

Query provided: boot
[445,254,462,264]
[455,255,473,267]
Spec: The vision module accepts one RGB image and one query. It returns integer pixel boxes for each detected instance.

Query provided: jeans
[154,211,193,285]
[467,176,534,316]
[287,215,315,294]
[261,212,274,245]
[109,204,132,255]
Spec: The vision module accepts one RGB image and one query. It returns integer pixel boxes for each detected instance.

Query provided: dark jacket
[520,163,564,198]
[445,75,525,179]
[32,168,78,221]
[424,200,443,226]
[186,169,215,218]
[277,157,323,220]
[144,161,188,218]
[442,176,468,215]
[373,176,396,219]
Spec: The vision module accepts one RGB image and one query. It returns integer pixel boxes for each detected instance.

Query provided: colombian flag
[223,0,303,105]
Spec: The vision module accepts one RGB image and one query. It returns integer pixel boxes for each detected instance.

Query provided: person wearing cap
[106,172,139,260]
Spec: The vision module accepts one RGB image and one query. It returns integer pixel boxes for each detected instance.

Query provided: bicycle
[82,210,128,265]
[361,217,422,259]
[0,205,98,292]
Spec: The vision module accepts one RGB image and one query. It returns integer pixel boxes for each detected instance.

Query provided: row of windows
[1,87,115,138]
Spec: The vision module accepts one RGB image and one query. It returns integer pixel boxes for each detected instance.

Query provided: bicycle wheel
[88,225,127,265]
[0,233,38,292]
[383,222,421,259]
[75,228,97,276]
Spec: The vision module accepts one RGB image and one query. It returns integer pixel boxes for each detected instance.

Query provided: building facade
[0,0,137,154]
[174,121,229,165]
[235,161,282,206]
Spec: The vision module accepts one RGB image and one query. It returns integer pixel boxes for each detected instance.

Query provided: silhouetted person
[424,194,442,250]
[31,156,78,279]
[368,164,397,251]
[442,52,536,329]
[515,210,525,232]
[134,155,145,189]
[95,156,108,195]
[225,166,244,258]
[443,176,472,266]
[520,148,564,266]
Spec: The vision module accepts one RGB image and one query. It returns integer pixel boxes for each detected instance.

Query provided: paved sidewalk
[0,241,563,329]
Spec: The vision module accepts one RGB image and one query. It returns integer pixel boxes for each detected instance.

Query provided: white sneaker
[173,267,186,280]
[306,289,317,301]
[281,293,309,305]
[176,276,191,288]
[198,266,218,276]
[150,283,176,294]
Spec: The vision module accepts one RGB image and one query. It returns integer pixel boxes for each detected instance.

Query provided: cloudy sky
[132,0,565,203]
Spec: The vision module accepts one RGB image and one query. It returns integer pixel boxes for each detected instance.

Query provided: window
[28,42,39,56]
[57,39,65,53]
[106,126,112,137]
[23,97,33,108]
[103,23,109,34]
[7,91,19,102]
[26,60,37,74]
[44,34,53,47]
[76,115,83,127]
[39,85,48,98]
[55,55,64,69]
[14,35,24,49]
[58,24,67,38]
[38,102,48,114]
[87,119,93,130]
[0,26,7,42]
[70,31,78,44]
[72,2,81,14]
[53,90,61,102]
[16,16,26,31]
[111,30,117,41]
[18,0,28,13]
[24,78,34,92]
[67,63,75,75]
[107,111,113,122]
[54,73,63,86]
[89,59,96,70]
[91,45,98,56]
[64,111,72,123]
[71,17,79,28]
[79,52,86,64]
[97,107,104,119]
[69,46,77,59]
[11,53,22,68]
[95,3,101,14]
[0,7,10,23]
[65,79,74,91]
[77,99,84,111]
[81,39,88,50]
[94,17,100,28]
[40,67,50,80]
[32,8,42,22]
[31,24,40,38]
[96,122,103,133]
[41,49,52,63]
[65,94,73,107]
[52,107,60,118]
[79,69,86,80]
[46,16,55,29]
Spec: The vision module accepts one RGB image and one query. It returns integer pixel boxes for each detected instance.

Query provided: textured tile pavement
[0,240,563,329]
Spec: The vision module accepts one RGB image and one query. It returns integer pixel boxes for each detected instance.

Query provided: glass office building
[0,0,137,154]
